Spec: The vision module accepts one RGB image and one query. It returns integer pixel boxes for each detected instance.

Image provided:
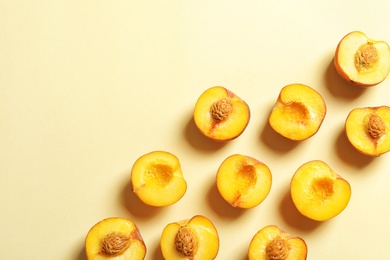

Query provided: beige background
[1,1,390,259]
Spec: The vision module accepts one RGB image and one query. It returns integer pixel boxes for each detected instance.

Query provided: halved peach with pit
[85,217,146,260]
[290,160,351,221]
[345,106,390,157]
[334,31,390,86]
[248,225,307,260]
[193,86,250,141]
[160,215,219,260]
[131,151,187,207]
[268,84,326,141]
[216,154,272,208]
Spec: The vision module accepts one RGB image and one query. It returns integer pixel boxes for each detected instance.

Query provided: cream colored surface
[1,1,390,259]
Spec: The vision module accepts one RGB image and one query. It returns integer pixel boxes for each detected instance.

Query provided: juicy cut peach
[269,84,326,141]
[216,154,272,208]
[248,225,307,260]
[193,86,250,141]
[345,106,390,156]
[290,160,351,221]
[334,31,390,86]
[85,217,146,260]
[160,215,220,260]
[131,151,187,207]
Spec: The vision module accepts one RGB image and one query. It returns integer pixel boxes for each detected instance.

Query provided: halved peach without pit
[216,154,272,208]
[248,225,307,260]
[334,31,390,86]
[269,83,326,141]
[85,217,146,260]
[131,151,187,207]
[194,86,250,141]
[290,160,351,221]
[345,105,390,157]
[160,215,220,260]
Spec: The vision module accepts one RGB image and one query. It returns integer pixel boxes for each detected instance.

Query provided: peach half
[268,84,326,141]
[193,86,250,141]
[216,154,272,208]
[160,215,219,260]
[334,31,390,86]
[131,151,187,207]
[345,106,390,157]
[290,160,351,221]
[248,225,307,260]
[85,217,146,260]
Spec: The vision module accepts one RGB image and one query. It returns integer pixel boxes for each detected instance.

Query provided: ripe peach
[345,106,390,157]
[160,215,219,260]
[268,84,326,141]
[248,225,307,260]
[193,86,250,141]
[334,31,390,86]
[131,151,187,207]
[85,217,146,260]
[290,160,351,221]
[216,154,272,208]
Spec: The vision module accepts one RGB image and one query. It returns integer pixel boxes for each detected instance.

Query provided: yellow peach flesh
[345,106,390,156]
[290,160,351,221]
[161,215,219,260]
[248,225,307,260]
[194,86,250,141]
[216,154,272,208]
[85,218,146,260]
[335,31,390,86]
[269,84,326,141]
[131,151,187,206]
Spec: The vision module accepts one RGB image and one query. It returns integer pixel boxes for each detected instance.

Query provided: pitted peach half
[334,31,390,86]
[161,215,219,260]
[131,151,187,207]
[194,86,250,141]
[248,225,307,260]
[269,84,326,141]
[345,106,390,157]
[85,217,146,260]
[216,154,272,208]
[290,160,351,221]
